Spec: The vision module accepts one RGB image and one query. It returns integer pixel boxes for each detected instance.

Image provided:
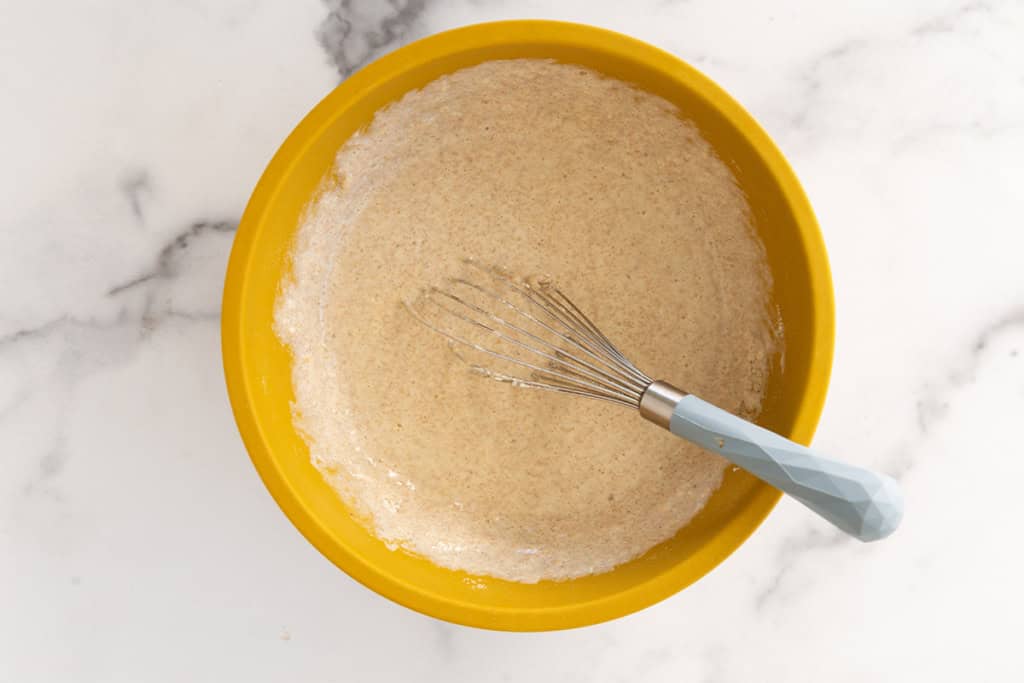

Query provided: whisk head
[407,261,654,408]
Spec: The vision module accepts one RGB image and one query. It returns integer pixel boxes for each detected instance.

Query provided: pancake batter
[275,60,780,582]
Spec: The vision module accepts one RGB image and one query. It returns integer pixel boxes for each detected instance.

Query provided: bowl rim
[222,19,835,630]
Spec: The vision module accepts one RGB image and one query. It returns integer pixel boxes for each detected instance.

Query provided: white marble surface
[2,0,1023,680]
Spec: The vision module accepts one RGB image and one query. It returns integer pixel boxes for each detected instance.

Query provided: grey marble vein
[432,620,456,660]
[786,38,872,131]
[699,645,729,683]
[911,0,992,36]
[0,385,32,423]
[912,307,1024,437]
[1,305,222,497]
[970,307,1024,356]
[619,645,676,682]
[119,169,152,226]
[892,119,1024,152]
[317,0,430,79]
[2,317,140,497]
[0,315,68,348]
[754,526,847,609]
[37,433,69,480]
[0,217,237,460]
[107,220,236,298]
[774,0,1019,147]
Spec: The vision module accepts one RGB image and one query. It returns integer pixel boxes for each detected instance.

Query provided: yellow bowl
[222,20,834,631]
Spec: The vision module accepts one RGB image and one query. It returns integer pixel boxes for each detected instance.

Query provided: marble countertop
[3,1,1023,680]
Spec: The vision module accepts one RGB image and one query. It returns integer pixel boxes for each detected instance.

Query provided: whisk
[408,261,903,542]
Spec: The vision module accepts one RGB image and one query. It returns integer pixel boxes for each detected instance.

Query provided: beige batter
[275,60,780,583]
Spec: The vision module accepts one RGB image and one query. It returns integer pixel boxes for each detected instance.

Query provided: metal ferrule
[638,380,687,430]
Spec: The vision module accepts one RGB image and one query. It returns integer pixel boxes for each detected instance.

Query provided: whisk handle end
[668,395,904,542]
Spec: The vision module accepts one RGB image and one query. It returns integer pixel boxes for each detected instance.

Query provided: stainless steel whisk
[408,261,903,542]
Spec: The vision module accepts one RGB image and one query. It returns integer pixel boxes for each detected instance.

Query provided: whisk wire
[482,273,648,392]
[528,281,650,385]
[425,289,641,402]
[444,277,648,396]
[478,265,651,383]
[408,261,654,407]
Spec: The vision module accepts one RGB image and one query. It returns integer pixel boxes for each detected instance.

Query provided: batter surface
[275,60,780,583]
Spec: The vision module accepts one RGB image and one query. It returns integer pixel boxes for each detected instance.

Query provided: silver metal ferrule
[639,380,688,430]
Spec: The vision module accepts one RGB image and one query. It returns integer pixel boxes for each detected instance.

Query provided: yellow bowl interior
[222,20,834,631]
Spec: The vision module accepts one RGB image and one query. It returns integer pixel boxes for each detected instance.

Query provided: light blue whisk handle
[668,394,903,542]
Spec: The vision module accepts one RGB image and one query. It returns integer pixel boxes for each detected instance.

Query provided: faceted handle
[670,395,903,541]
